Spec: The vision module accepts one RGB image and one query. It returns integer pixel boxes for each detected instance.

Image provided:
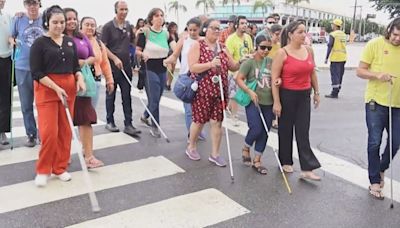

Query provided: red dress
[192,40,229,124]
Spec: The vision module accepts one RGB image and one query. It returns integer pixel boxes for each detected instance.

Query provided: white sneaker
[34,174,48,187]
[57,172,72,182]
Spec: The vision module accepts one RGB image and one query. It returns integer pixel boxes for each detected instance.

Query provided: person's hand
[113,57,123,69]
[248,90,259,104]
[106,82,115,94]
[141,53,149,62]
[376,73,395,83]
[210,56,221,68]
[324,59,328,64]
[273,102,282,117]
[274,78,282,87]
[313,93,320,109]
[76,74,86,93]
[54,86,68,103]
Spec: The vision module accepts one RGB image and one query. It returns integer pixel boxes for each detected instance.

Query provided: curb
[317,66,358,70]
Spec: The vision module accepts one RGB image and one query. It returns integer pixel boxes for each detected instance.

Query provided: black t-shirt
[30,35,80,81]
[101,19,133,74]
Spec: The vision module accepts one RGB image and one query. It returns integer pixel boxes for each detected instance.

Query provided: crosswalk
[0,89,250,227]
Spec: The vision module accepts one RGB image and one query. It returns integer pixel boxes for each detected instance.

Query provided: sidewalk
[313,42,365,70]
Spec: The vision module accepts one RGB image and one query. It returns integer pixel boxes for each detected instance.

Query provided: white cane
[388,82,394,209]
[120,69,170,143]
[217,74,234,182]
[256,105,292,194]
[63,96,101,212]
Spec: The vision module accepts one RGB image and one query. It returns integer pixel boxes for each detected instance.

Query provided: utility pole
[350,0,358,33]
[358,6,363,38]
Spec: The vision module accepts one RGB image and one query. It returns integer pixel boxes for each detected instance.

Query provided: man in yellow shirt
[225,15,254,124]
[325,19,347,98]
[356,17,400,200]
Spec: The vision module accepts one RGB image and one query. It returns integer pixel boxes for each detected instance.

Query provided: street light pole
[358,6,363,37]
[350,0,358,33]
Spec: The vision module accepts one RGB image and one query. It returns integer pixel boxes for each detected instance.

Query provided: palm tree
[285,0,310,17]
[195,0,216,15]
[168,0,187,26]
[222,0,241,14]
[253,0,273,19]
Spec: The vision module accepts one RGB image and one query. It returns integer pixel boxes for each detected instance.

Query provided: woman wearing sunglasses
[235,35,274,174]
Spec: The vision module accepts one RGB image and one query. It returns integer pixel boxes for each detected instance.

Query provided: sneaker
[198,132,207,141]
[24,135,36,148]
[140,116,152,127]
[57,172,72,182]
[105,123,120,132]
[324,94,338,99]
[34,174,48,187]
[149,127,161,138]
[124,125,141,136]
[208,155,227,167]
[0,133,9,145]
[185,148,201,161]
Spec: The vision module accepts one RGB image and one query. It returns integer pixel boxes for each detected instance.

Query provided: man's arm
[325,35,334,63]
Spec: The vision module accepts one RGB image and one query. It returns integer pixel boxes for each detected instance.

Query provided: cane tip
[166,138,170,143]
[390,203,394,209]
[231,176,234,182]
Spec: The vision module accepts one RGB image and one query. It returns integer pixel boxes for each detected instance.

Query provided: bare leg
[78,124,93,158]
[188,122,204,151]
[210,120,222,157]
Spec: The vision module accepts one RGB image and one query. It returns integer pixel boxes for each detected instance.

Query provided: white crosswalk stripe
[0,91,250,227]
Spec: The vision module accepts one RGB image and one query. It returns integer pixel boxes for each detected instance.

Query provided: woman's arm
[222,47,240,72]
[188,41,219,74]
[164,36,185,65]
[271,49,286,117]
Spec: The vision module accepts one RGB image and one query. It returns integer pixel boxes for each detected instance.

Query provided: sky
[2,0,391,30]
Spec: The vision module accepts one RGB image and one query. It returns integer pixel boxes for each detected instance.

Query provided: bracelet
[314,91,320,95]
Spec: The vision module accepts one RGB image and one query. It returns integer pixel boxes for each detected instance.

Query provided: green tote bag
[77,64,97,98]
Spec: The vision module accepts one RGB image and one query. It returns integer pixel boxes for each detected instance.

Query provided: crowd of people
[0,0,399,201]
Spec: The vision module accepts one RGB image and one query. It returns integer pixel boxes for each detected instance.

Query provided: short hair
[146,8,164,26]
[271,13,280,19]
[255,34,271,49]
[265,15,275,21]
[385,17,400,40]
[80,16,97,36]
[271,24,282,33]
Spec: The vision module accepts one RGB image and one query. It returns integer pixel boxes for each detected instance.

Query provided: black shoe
[124,125,141,136]
[0,133,9,145]
[165,85,171,91]
[150,127,161,138]
[24,135,36,148]
[325,94,338,99]
[105,123,120,132]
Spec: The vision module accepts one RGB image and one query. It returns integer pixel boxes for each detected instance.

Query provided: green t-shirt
[239,57,273,105]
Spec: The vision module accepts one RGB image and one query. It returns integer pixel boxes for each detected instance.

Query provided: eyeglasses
[259,45,272,51]
[208,26,221,32]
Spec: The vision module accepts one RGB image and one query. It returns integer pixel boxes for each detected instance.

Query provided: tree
[285,0,310,17]
[168,0,187,26]
[222,0,241,14]
[253,0,273,19]
[370,0,400,18]
[195,0,216,15]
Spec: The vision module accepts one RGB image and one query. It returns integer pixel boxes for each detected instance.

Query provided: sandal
[369,185,384,200]
[300,171,321,181]
[282,165,294,173]
[242,147,252,166]
[252,161,267,175]
[85,156,104,169]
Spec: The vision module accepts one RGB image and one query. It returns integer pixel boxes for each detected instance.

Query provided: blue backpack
[173,72,206,103]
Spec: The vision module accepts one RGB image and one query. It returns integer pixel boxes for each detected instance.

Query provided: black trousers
[278,88,321,171]
[0,56,12,132]
[330,61,346,95]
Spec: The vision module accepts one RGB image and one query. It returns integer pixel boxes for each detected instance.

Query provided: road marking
[0,132,138,167]
[130,88,400,203]
[0,156,185,213]
[66,188,250,228]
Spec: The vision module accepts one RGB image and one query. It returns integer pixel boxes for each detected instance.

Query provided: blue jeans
[91,81,101,109]
[143,70,166,127]
[183,102,192,131]
[366,102,400,184]
[245,102,273,155]
[15,69,37,137]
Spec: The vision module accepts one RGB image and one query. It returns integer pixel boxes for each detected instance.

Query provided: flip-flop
[369,186,384,200]
[252,162,267,175]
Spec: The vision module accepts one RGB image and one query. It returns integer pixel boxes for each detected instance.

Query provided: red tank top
[281,48,315,90]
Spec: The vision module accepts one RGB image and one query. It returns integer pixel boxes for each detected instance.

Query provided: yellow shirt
[268,43,280,59]
[361,36,400,107]
[225,33,254,62]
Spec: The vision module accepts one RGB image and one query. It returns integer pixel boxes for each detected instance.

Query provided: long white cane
[120,69,170,143]
[63,96,101,212]
[388,82,394,209]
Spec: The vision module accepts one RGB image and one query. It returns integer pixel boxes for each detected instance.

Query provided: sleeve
[101,24,110,45]
[11,16,18,38]
[72,42,81,74]
[325,35,334,60]
[247,35,254,53]
[239,59,251,79]
[100,43,114,84]
[30,39,46,81]
[137,33,146,49]
[225,36,235,57]
[360,40,374,65]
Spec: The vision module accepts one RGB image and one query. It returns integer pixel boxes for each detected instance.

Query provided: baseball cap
[332,18,343,27]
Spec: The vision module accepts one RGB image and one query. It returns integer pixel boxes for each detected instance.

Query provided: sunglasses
[267,21,276,24]
[259,45,272,51]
